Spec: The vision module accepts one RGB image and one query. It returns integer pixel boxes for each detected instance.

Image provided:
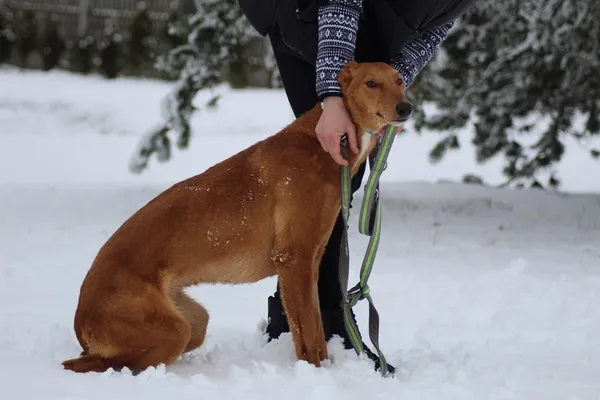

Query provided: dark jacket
[237,0,478,64]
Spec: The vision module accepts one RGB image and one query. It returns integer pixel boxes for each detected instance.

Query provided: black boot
[265,291,289,340]
[265,291,395,375]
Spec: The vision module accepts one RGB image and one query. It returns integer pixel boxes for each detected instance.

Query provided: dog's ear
[338,61,359,91]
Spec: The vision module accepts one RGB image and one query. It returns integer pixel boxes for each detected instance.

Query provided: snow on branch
[413,0,600,189]
[129,0,265,174]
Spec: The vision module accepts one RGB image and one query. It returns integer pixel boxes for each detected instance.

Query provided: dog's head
[338,61,412,134]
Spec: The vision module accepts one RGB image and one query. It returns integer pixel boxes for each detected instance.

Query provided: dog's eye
[366,80,377,88]
[396,77,403,85]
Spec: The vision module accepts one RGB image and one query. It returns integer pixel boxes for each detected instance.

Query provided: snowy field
[1,67,600,400]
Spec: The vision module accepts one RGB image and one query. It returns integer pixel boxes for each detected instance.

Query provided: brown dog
[61,61,411,374]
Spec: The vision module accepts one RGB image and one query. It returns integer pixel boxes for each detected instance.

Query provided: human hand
[315,96,360,166]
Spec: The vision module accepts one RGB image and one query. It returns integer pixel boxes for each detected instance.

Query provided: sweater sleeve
[315,0,363,100]
[390,21,455,89]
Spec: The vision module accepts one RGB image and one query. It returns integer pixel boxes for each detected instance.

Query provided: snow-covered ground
[1,67,600,400]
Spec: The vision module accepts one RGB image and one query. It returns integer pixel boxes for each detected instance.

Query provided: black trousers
[265,29,369,340]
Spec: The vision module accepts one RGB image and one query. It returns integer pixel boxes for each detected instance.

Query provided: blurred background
[1,0,598,189]
[0,0,276,85]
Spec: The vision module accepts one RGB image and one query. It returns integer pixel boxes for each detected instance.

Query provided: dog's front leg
[276,256,328,367]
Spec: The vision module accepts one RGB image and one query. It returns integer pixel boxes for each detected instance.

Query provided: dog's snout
[395,102,413,121]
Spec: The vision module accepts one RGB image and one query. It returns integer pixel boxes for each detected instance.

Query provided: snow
[1,67,600,399]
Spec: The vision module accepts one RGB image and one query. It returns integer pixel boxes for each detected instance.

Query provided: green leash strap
[365,149,380,235]
[359,128,396,236]
[338,125,398,377]
[338,149,368,360]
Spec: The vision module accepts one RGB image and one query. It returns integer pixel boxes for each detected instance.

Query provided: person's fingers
[322,134,334,155]
[329,145,348,166]
[346,123,359,154]
[327,135,349,166]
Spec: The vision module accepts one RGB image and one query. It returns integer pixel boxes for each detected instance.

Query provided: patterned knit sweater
[316,0,454,99]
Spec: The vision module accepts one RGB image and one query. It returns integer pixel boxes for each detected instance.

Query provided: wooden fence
[1,0,187,41]
[0,0,275,86]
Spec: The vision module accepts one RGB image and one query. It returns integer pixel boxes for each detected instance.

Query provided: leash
[338,124,398,377]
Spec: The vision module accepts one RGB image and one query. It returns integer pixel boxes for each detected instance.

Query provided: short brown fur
[61,61,410,373]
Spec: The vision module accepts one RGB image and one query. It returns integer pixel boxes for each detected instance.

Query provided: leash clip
[340,134,348,147]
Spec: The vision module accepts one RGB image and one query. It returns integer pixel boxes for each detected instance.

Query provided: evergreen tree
[0,5,15,64]
[15,9,37,68]
[99,19,122,79]
[128,1,154,75]
[162,3,188,52]
[71,33,96,74]
[413,0,600,189]
[264,44,283,89]
[129,0,264,173]
[155,2,189,76]
[40,13,66,71]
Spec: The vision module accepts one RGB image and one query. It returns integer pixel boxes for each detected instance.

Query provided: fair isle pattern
[315,0,363,99]
[390,21,455,89]
[315,0,455,97]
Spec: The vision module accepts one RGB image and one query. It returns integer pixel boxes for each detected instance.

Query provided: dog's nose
[395,101,413,120]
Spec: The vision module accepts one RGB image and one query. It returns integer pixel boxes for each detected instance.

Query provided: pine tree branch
[128,0,266,174]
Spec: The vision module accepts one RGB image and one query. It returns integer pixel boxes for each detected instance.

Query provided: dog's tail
[62,353,123,373]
